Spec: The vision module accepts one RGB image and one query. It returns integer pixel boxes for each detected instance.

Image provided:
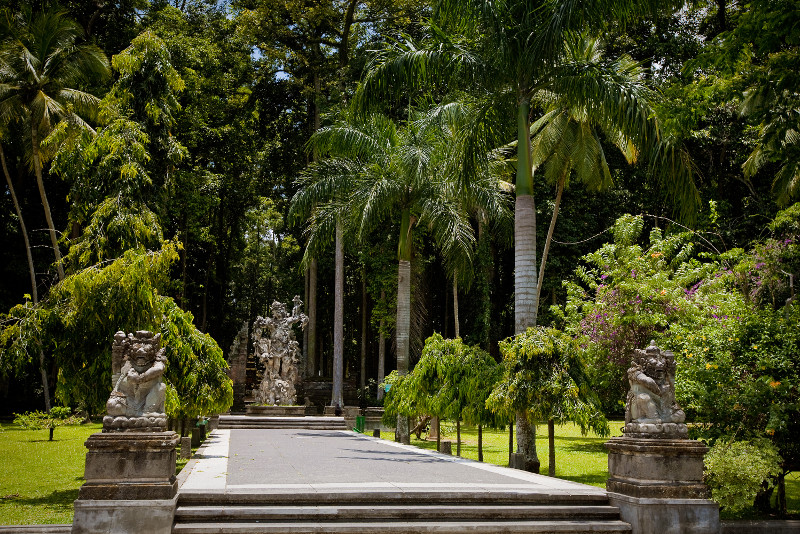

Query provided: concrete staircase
[172,488,632,533]
[218,415,349,431]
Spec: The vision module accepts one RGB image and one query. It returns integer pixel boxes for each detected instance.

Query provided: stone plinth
[246,405,315,416]
[606,436,720,534]
[72,431,178,534]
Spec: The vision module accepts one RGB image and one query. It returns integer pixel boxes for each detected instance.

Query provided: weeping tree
[488,326,609,477]
[0,243,232,419]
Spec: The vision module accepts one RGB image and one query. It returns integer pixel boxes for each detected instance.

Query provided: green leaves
[488,326,608,436]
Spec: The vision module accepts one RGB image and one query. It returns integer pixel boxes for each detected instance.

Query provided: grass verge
[0,421,101,525]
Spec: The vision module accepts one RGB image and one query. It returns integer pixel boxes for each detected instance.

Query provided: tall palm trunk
[307,257,318,376]
[377,290,386,401]
[452,275,459,338]
[395,209,413,444]
[2,143,51,411]
[332,219,344,407]
[31,125,65,282]
[514,99,540,473]
[360,270,367,389]
[537,175,566,304]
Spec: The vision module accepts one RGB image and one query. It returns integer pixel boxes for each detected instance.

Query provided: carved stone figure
[104,330,168,432]
[624,340,688,438]
[252,297,307,405]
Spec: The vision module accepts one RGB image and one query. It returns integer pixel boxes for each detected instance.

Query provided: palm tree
[0,7,109,281]
[293,112,478,443]
[356,0,697,471]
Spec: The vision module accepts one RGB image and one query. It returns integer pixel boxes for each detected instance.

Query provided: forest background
[0,0,798,497]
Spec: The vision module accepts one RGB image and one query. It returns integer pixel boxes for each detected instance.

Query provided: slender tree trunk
[514,99,539,473]
[456,419,461,457]
[516,413,540,473]
[31,125,65,281]
[332,219,344,407]
[436,417,441,452]
[2,143,50,411]
[360,269,367,389]
[453,275,459,339]
[395,209,413,444]
[508,420,514,466]
[537,175,565,306]
[478,424,483,462]
[307,257,318,377]
[548,418,555,477]
[377,290,386,401]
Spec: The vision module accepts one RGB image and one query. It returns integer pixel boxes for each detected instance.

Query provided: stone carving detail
[624,340,688,439]
[104,330,167,432]
[252,296,308,405]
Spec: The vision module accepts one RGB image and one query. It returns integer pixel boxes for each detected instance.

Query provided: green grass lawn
[397,420,624,488]
[0,421,101,525]
[390,420,800,518]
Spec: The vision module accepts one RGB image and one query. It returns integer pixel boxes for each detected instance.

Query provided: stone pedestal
[72,431,179,534]
[606,437,720,534]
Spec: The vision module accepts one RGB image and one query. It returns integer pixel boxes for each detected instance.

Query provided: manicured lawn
[397,420,623,488]
[0,421,101,525]
[392,420,800,518]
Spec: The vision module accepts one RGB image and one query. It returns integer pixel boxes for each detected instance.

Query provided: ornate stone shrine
[605,341,720,534]
[251,297,307,406]
[72,330,178,534]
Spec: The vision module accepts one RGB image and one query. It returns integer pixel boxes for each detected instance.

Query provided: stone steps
[173,520,633,533]
[173,489,632,534]
[218,415,349,430]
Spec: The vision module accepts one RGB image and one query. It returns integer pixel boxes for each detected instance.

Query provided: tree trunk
[396,258,411,444]
[436,417,441,452]
[307,257,318,376]
[456,419,461,457]
[31,125,65,281]
[508,420,514,466]
[377,290,386,401]
[360,269,367,389]
[537,175,565,307]
[516,412,540,474]
[332,219,344,407]
[478,424,483,462]
[548,418,555,477]
[1,143,50,411]
[513,98,539,472]
[453,275,459,339]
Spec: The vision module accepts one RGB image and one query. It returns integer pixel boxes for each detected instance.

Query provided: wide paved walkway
[178,429,606,496]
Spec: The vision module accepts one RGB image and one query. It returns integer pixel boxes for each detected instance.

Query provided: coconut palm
[356,0,697,471]
[0,7,110,281]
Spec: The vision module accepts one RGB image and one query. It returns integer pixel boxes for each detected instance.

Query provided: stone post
[605,341,719,534]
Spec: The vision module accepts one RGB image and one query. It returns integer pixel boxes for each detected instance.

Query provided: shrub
[13,408,82,441]
[704,439,782,512]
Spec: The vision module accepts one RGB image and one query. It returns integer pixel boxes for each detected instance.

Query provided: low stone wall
[721,520,800,533]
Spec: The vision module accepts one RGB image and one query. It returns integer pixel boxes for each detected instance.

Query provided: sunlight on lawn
[396,420,624,488]
[0,422,101,525]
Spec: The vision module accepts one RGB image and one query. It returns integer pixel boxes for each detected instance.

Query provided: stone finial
[252,296,307,406]
[624,340,688,439]
[103,330,167,432]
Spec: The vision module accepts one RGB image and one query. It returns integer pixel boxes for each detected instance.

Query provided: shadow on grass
[2,489,78,510]
[557,440,608,455]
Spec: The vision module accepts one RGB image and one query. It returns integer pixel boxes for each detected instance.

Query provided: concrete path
[178,428,606,496]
